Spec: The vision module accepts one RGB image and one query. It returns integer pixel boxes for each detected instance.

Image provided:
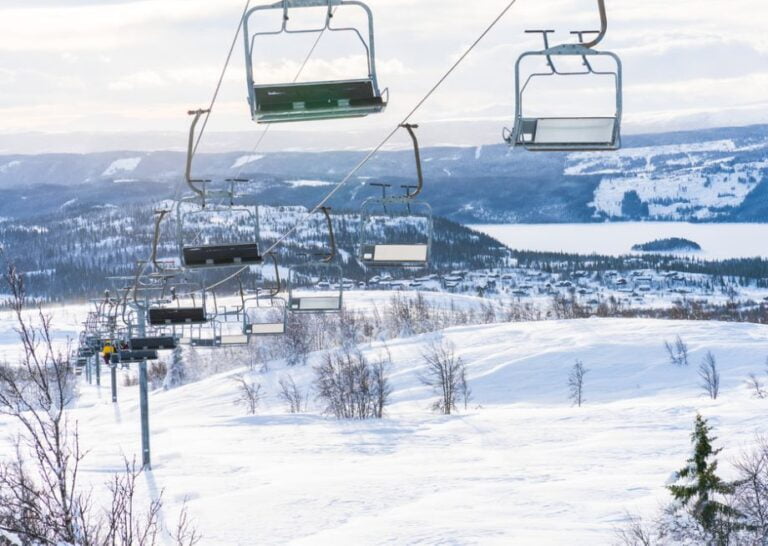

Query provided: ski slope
[2,316,754,544]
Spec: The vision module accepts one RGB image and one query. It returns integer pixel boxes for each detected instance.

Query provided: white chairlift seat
[361,243,429,265]
[515,117,618,151]
[288,295,343,312]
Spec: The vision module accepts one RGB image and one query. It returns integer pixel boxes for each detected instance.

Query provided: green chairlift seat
[243,0,387,124]
[253,79,386,123]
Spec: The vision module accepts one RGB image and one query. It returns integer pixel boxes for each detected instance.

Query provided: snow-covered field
[2,295,767,544]
[471,222,768,260]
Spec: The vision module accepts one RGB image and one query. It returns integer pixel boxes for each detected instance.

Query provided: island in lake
[631,237,702,252]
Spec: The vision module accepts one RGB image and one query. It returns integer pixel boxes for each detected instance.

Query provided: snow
[1,299,767,543]
[230,154,264,169]
[0,160,21,173]
[563,138,768,220]
[287,179,334,188]
[102,157,142,177]
[470,222,768,260]
[60,198,77,210]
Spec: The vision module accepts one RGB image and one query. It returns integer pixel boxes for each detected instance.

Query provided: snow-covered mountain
[0,124,766,223]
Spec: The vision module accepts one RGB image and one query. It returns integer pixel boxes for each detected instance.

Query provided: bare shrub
[0,265,200,544]
[664,336,689,367]
[614,512,655,546]
[568,359,588,407]
[698,351,720,400]
[278,374,307,414]
[747,373,766,399]
[419,339,467,415]
[732,438,768,540]
[314,348,391,419]
[234,375,263,415]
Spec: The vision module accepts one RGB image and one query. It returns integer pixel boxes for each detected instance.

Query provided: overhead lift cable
[190,0,522,296]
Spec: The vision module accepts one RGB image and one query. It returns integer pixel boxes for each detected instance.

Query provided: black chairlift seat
[148,307,207,326]
[253,79,386,123]
[182,243,262,268]
[76,357,88,368]
[129,336,177,351]
[190,337,217,347]
[513,117,619,151]
[110,350,159,364]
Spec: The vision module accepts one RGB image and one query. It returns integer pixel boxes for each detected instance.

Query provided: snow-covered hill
[3,309,765,544]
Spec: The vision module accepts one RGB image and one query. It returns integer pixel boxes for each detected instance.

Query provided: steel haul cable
[196,0,522,295]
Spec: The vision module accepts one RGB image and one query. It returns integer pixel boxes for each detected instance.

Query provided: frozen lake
[470,222,768,260]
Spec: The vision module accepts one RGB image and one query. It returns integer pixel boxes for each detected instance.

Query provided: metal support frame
[502,0,621,152]
[242,0,385,122]
[288,207,343,313]
[358,123,432,267]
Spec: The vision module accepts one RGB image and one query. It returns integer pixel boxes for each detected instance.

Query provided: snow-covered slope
[25,316,766,544]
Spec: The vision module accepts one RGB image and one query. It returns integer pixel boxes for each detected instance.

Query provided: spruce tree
[667,414,743,539]
[163,345,186,390]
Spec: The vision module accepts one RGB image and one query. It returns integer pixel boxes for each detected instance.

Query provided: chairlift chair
[147,283,212,326]
[288,207,343,312]
[359,124,432,267]
[110,350,159,365]
[178,202,263,270]
[503,1,623,152]
[245,296,288,335]
[242,0,387,123]
[129,337,178,351]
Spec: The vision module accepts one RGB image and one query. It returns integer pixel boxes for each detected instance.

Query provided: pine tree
[666,414,744,540]
[163,345,186,390]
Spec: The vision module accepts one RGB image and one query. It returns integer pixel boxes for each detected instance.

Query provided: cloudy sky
[0,0,766,152]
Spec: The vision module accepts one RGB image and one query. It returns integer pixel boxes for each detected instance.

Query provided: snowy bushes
[314,348,392,420]
[0,265,200,545]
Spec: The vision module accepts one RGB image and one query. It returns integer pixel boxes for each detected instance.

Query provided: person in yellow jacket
[102,341,114,366]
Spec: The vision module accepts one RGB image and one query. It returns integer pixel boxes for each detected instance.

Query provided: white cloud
[0,0,766,150]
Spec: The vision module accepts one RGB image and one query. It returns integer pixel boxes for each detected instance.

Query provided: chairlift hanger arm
[400,123,424,199]
[320,206,336,263]
[581,0,607,49]
[150,209,170,273]
[186,109,212,200]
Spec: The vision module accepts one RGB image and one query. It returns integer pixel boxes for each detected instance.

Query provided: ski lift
[129,336,178,351]
[244,254,288,335]
[359,124,432,267]
[110,350,159,365]
[503,0,623,151]
[242,0,387,123]
[178,114,263,269]
[147,284,212,327]
[288,207,343,312]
